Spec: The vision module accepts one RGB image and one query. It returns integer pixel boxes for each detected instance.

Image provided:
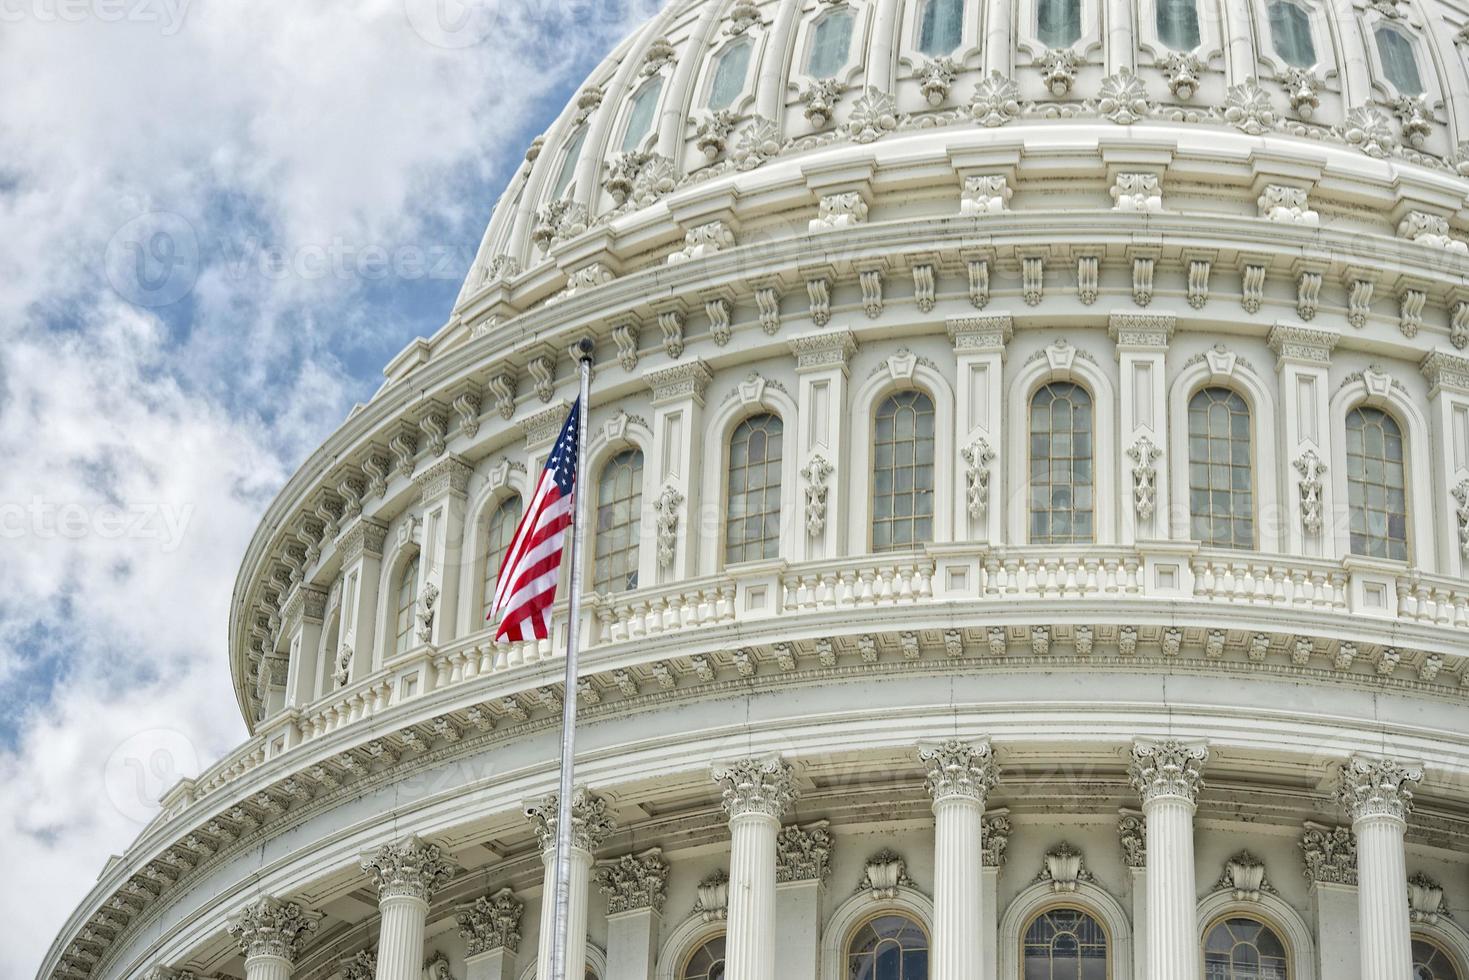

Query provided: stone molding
[415,455,473,502]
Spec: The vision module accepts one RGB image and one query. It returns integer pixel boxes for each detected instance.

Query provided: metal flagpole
[549,338,594,980]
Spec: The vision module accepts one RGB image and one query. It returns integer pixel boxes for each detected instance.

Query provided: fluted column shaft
[376,894,430,980]
[242,953,293,980]
[1130,739,1208,980]
[536,846,593,979]
[1339,755,1423,980]
[713,757,797,980]
[360,836,454,980]
[920,739,998,980]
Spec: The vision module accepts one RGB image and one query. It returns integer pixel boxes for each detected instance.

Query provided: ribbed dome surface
[459,0,1469,298]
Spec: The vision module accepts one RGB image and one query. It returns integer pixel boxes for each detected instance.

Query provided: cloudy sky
[0,1,661,975]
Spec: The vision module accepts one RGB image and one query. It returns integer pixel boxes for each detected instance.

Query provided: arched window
[1203,917,1290,979]
[708,40,752,109]
[1029,382,1094,544]
[1376,26,1424,94]
[1188,388,1254,549]
[594,449,644,593]
[1022,907,1108,979]
[681,935,726,980]
[481,496,524,622]
[550,127,587,200]
[1414,937,1463,980]
[808,10,855,78]
[621,79,662,152]
[394,554,420,655]
[846,913,929,979]
[1038,0,1083,47]
[727,414,783,564]
[1267,1,1315,67]
[917,0,963,54]
[1346,406,1408,561]
[873,390,936,552]
[1156,0,1201,50]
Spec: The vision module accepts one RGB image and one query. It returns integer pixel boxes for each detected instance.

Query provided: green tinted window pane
[872,391,936,551]
[1038,0,1082,46]
[809,11,854,78]
[621,80,662,152]
[1377,26,1424,94]
[551,127,587,199]
[1157,0,1201,50]
[1187,388,1253,549]
[594,449,644,592]
[1269,0,1316,67]
[708,41,751,109]
[725,414,783,564]
[918,0,964,54]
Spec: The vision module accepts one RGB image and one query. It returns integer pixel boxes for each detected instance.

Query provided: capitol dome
[41,0,1469,979]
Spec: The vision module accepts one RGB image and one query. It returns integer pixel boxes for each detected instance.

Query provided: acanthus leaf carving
[969,71,1022,127]
[801,454,833,538]
[916,56,959,105]
[846,86,901,143]
[1301,823,1356,884]
[1035,842,1094,893]
[653,485,683,569]
[593,848,669,915]
[457,888,524,955]
[961,438,996,520]
[1127,436,1162,521]
[776,821,833,882]
[1096,68,1152,124]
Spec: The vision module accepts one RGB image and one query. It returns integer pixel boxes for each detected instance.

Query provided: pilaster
[774,821,831,980]
[948,316,1012,543]
[458,887,524,980]
[1302,822,1361,980]
[414,455,472,648]
[642,361,713,585]
[596,849,667,980]
[336,520,387,684]
[1268,323,1339,558]
[1110,314,1175,543]
[280,586,327,708]
[1420,352,1469,576]
[788,330,858,561]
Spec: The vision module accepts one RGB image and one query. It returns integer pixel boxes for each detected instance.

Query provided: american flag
[489,399,581,644]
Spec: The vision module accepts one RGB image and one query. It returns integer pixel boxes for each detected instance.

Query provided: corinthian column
[457,889,525,980]
[712,756,797,980]
[524,786,616,980]
[1129,738,1208,980]
[1338,755,1424,980]
[226,896,318,980]
[360,836,455,980]
[919,739,998,980]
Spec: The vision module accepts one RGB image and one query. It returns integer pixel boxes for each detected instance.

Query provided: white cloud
[0,1,657,977]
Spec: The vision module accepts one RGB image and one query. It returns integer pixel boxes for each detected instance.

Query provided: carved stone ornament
[1280,66,1321,118]
[456,888,524,955]
[524,786,617,855]
[1040,48,1080,96]
[1097,68,1152,124]
[360,836,455,903]
[712,756,797,820]
[732,115,782,171]
[694,871,729,922]
[1452,302,1469,349]
[340,949,378,980]
[777,821,833,882]
[1129,739,1208,805]
[919,738,999,805]
[1119,813,1146,868]
[961,438,996,520]
[1300,823,1357,885]
[726,0,760,34]
[1397,210,1469,254]
[594,848,669,915]
[1394,94,1432,148]
[801,454,834,537]
[1454,480,1469,560]
[531,199,589,252]
[1217,852,1273,901]
[1337,755,1423,823]
[961,174,1012,216]
[969,70,1022,127]
[810,191,868,231]
[1160,51,1203,99]
[653,485,683,569]
[984,810,1012,867]
[1035,842,1095,893]
[1112,172,1162,212]
[414,580,439,645]
[422,951,455,980]
[846,87,901,143]
[859,849,915,899]
[1258,184,1318,225]
[333,643,353,688]
[694,109,740,160]
[801,78,845,129]
[1222,78,1278,135]
[1127,436,1162,521]
[226,897,317,963]
[1294,450,1327,535]
[1408,873,1449,924]
[1337,105,1398,158]
[916,56,959,105]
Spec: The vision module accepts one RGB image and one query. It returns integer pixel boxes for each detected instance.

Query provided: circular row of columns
[222,743,1426,980]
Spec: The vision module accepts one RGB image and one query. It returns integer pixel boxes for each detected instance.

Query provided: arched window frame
[655,919,728,980]
[1007,344,1117,546]
[999,879,1133,980]
[1196,889,1316,980]
[619,76,665,154]
[1328,372,1433,568]
[583,411,656,595]
[698,383,800,575]
[847,355,957,556]
[375,527,424,673]
[702,37,757,112]
[517,945,607,980]
[1167,351,1280,552]
[819,886,935,980]
[460,458,533,637]
[314,587,344,700]
[1412,922,1469,980]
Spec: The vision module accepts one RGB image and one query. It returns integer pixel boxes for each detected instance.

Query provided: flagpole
[549,338,594,980]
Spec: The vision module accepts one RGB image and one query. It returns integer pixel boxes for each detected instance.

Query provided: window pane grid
[481,496,524,622]
[1029,382,1095,545]
[1346,407,1408,561]
[395,555,419,654]
[726,414,784,565]
[1203,917,1289,980]
[681,935,727,980]
[1023,907,1109,980]
[1413,938,1463,980]
[847,914,929,980]
[872,391,936,552]
[594,449,644,593]
[1188,387,1255,549]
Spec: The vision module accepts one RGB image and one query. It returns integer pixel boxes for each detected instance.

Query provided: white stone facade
[40,0,1469,979]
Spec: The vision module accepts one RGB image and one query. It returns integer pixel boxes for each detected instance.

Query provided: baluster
[897,564,916,602]
[918,563,934,601]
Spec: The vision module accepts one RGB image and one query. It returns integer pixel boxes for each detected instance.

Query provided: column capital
[594,847,669,915]
[456,887,524,955]
[1108,312,1176,353]
[788,329,859,374]
[1267,322,1339,366]
[338,949,377,980]
[643,359,714,406]
[415,454,473,503]
[360,834,455,903]
[225,896,318,963]
[1129,738,1208,806]
[1300,822,1357,886]
[776,820,833,883]
[919,738,998,806]
[946,314,1014,354]
[1421,350,1469,397]
[1118,810,1147,868]
[712,755,797,821]
[523,785,617,853]
[1337,755,1424,824]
